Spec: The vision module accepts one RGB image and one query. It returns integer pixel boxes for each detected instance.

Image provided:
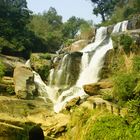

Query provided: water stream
[33,20,128,113]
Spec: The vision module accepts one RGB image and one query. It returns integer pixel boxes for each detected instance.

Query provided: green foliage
[0,0,34,58]
[84,115,131,140]
[79,22,94,40]
[90,0,120,22]
[66,107,95,140]
[101,89,114,102]
[99,0,140,26]
[62,16,88,39]
[40,53,52,60]
[127,97,140,118]
[28,9,63,53]
[63,39,75,47]
[133,56,140,72]
[6,85,15,95]
[65,107,140,140]
[129,117,140,138]
[0,61,5,80]
[113,73,137,104]
[43,7,63,29]
[120,34,133,54]
[38,65,50,81]
[123,7,136,19]
[111,34,133,54]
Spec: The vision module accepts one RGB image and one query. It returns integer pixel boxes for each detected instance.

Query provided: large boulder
[63,40,89,53]
[69,40,89,52]
[83,80,113,96]
[0,54,25,76]
[83,83,100,96]
[13,64,36,99]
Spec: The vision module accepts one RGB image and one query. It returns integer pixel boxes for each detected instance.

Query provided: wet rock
[83,80,113,96]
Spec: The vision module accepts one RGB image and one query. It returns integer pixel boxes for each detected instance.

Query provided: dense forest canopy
[0,0,93,58]
[0,0,140,58]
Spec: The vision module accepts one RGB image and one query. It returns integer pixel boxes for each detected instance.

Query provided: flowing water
[33,21,128,113]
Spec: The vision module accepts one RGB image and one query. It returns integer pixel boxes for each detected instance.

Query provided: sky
[26,0,101,24]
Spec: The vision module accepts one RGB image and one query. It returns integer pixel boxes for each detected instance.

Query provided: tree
[0,0,32,58]
[90,0,120,22]
[62,16,87,39]
[43,7,63,30]
[28,8,63,53]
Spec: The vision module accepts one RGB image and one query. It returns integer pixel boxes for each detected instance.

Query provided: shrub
[133,55,140,72]
[130,117,140,138]
[6,85,15,95]
[84,115,131,140]
[0,61,5,80]
[120,34,133,54]
[63,39,74,47]
[38,65,50,81]
[40,53,52,60]
[113,73,137,104]
[123,7,136,18]
[127,98,140,118]
[79,23,94,40]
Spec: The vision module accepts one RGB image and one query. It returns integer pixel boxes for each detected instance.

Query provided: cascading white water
[48,69,55,85]
[112,20,128,33]
[53,27,111,112]
[53,21,129,112]
[76,39,113,87]
[33,71,59,103]
[81,27,108,52]
[33,20,128,113]
[121,20,128,31]
[76,27,111,87]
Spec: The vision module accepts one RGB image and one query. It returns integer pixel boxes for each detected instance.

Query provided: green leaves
[120,34,133,54]
[91,0,120,22]
[0,60,5,80]
[113,73,137,104]
[133,56,140,72]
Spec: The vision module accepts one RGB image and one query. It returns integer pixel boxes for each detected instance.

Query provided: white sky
[26,0,101,24]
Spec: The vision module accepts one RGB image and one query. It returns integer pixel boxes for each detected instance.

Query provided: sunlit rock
[13,64,36,99]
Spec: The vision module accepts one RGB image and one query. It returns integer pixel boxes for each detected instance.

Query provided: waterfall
[112,20,128,33]
[53,27,112,113]
[56,54,71,87]
[76,27,111,87]
[76,39,113,87]
[33,71,59,104]
[33,20,128,113]
[81,27,108,52]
